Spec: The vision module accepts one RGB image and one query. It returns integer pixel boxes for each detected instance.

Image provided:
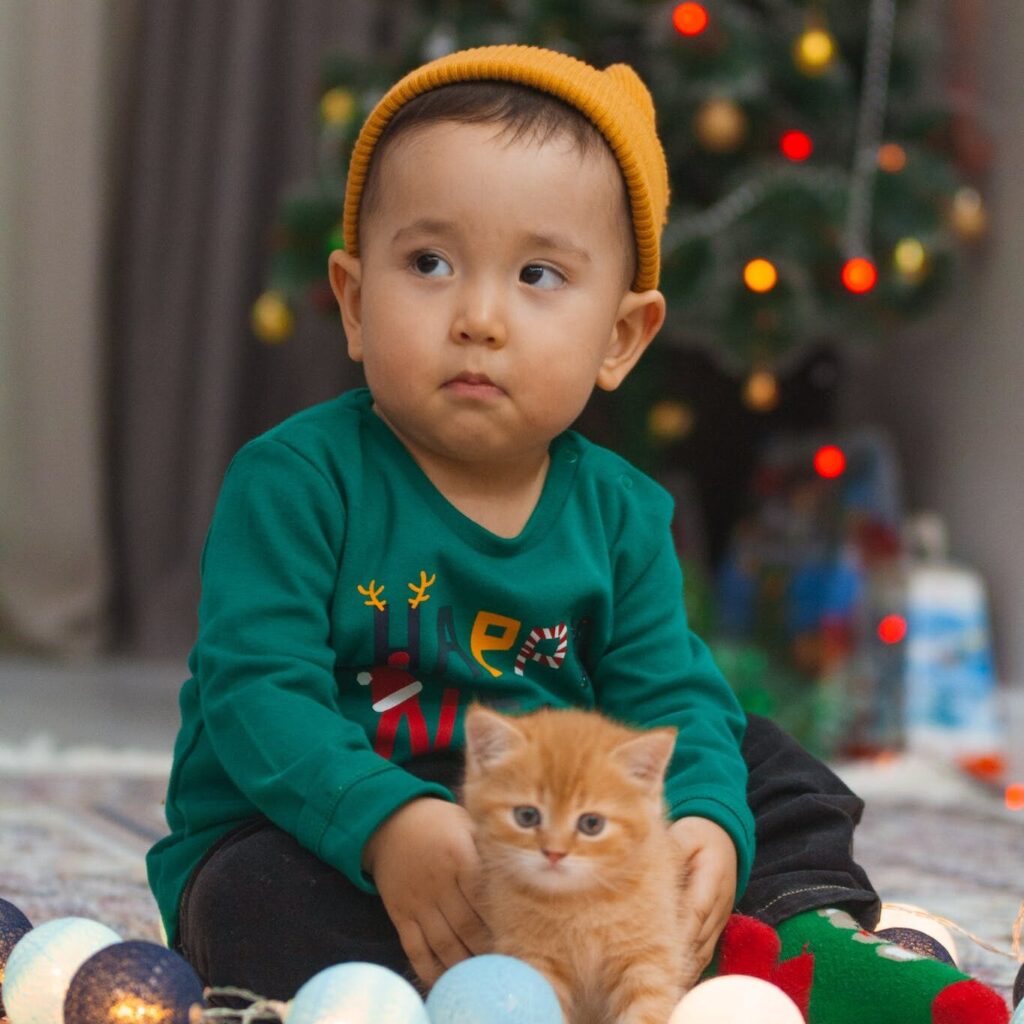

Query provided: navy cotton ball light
[63,940,205,1024]
[0,898,34,1017]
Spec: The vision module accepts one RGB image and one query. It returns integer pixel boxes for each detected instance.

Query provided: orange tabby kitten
[462,702,697,1024]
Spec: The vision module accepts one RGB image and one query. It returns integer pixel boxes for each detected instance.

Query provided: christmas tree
[254,0,986,393]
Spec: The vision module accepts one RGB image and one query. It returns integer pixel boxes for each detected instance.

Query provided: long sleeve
[194,438,454,892]
[591,496,755,898]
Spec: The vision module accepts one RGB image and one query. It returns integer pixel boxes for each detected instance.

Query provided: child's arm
[591,484,755,919]
[193,439,455,895]
[361,797,493,987]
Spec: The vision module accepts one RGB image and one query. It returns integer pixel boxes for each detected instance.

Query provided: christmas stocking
[709,909,1009,1024]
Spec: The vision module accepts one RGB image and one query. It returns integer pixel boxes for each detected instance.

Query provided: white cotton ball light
[3,917,122,1024]
[287,962,430,1024]
[876,904,959,966]
[668,975,805,1023]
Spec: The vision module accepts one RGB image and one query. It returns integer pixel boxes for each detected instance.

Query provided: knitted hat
[342,44,670,292]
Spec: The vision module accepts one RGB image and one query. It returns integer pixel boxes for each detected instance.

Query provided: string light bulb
[693,97,748,152]
[672,2,709,36]
[319,87,357,127]
[814,445,846,479]
[648,400,696,442]
[744,369,780,413]
[780,130,813,162]
[878,614,908,645]
[842,257,878,294]
[794,25,837,76]
[251,290,295,343]
[744,259,779,293]
[878,142,907,173]
[893,238,928,281]
[949,186,989,241]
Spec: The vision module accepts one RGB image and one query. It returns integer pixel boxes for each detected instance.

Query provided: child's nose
[450,290,507,347]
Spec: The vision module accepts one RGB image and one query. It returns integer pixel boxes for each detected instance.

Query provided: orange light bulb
[673,2,709,36]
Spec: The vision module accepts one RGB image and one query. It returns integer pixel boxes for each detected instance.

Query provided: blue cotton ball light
[3,916,121,1024]
[425,954,563,1023]
[1011,995,1024,1024]
[288,962,430,1024]
[63,940,205,1024]
[0,898,34,1018]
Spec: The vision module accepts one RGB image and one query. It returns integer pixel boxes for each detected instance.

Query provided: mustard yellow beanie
[342,44,670,292]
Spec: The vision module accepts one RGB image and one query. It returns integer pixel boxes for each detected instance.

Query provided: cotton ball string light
[876,904,959,966]
[425,954,563,1023]
[3,917,121,1024]
[63,940,205,1024]
[669,975,803,1022]
[288,962,429,1024]
[668,975,804,1023]
[0,898,33,1017]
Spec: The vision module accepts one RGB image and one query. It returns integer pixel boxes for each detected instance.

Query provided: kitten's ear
[611,728,677,789]
[464,704,527,771]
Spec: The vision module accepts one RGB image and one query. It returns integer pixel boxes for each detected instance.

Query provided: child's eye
[577,813,605,836]
[521,264,565,289]
[513,805,542,828]
[409,251,453,277]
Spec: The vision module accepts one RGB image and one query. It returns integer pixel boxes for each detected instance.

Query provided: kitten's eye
[520,264,565,289]
[513,806,542,828]
[577,813,605,836]
[410,251,453,277]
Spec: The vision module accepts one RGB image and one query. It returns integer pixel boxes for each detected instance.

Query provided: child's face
[329,120,665,476]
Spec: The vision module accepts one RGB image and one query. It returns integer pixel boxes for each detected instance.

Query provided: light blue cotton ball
[425,954,563,1023]
[1010,996,1024,1024]
[288,962,430,1024]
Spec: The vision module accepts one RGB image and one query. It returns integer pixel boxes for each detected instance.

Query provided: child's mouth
[444,373,504,398]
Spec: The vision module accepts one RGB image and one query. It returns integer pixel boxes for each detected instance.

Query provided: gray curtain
[109,1,385,654]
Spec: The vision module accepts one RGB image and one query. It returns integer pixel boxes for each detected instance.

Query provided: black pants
[176,714,879,1002]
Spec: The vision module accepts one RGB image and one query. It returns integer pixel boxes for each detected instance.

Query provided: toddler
[147,45,879,1003]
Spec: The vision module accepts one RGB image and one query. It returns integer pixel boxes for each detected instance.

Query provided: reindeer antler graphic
[357,580,387,610]
[407,571,436,608]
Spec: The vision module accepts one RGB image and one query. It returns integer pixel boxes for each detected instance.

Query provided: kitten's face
[462,705,676,895]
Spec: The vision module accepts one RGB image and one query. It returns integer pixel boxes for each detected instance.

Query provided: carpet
[0,745,1020,1005]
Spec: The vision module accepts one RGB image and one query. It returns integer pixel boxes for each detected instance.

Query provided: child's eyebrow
[391,218,456,246]
[390,218,590,263]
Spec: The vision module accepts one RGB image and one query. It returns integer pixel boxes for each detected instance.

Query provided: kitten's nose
[543,849,567,865]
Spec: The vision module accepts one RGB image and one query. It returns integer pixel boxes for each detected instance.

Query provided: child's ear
[596,288,666,392]
[327,249,364,363]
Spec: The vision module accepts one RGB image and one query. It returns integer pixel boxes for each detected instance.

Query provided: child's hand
[668,816,738,973]
[362,797,493,988]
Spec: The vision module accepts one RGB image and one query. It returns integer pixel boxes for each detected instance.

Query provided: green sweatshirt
[147,387,754,948]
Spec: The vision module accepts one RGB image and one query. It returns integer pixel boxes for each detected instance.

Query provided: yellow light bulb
[794,27,837,76]
[320,87,356,126]
[744,369,780,412]
[251,291,294,344]
[893,238,927,280]
[744,259,778,293]
[648,400,695,442]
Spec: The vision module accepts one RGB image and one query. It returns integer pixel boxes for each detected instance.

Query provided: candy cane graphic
[513,622,569,676]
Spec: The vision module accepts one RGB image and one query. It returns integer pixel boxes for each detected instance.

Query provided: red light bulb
[673,2,709,36]
[814,445,846,479]
[781,130,813,161]
[878,614,908,645]
[842,257,878,294]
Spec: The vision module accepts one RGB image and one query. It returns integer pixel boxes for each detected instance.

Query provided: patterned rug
[1,749,1020,1005]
